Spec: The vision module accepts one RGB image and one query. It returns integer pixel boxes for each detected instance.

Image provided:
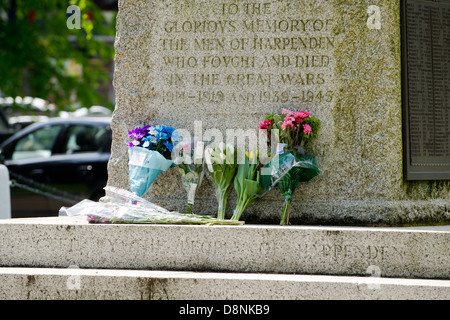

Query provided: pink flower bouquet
[259,109,321,225]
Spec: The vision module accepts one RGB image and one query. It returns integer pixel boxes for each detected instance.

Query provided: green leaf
[232,152,264,220]
[0,0,116,111]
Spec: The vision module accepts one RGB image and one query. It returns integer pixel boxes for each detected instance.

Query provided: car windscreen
[61,124,110,154]
[9,124,63,160]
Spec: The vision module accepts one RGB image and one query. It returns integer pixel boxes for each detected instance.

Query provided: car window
[0,109,10,131]
[11,125,62,160]
[62,124,108,154]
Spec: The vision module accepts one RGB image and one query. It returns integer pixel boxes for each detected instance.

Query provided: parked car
[0,108,14,144]
[1,96,113,133]
[0,96,57,142]
[0,117,112,218]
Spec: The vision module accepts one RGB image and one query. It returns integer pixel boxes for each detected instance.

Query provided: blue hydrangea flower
[156,131,169,141]
[128,124,178,159]
[164,141,174,152]
[155,125,174,134]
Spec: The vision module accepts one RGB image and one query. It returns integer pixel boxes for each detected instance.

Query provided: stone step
[0,217,449,279]
[1,267,449,300]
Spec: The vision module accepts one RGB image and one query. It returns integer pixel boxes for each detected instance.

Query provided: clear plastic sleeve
[259,152,321,197]
[172,139,205,214]
[59,186,244,226]
[128,147,173,196]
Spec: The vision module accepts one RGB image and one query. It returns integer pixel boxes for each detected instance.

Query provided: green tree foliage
[0,0,116,111]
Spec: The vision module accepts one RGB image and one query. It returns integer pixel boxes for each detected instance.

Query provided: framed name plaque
[401,0,450,180]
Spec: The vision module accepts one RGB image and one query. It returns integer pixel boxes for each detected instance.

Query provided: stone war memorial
[110,0,450,226]
[0,0,449,300]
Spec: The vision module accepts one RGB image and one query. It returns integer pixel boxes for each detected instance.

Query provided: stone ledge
[0,217,448,279]
[1,267,449,300]
[133,196,450,226]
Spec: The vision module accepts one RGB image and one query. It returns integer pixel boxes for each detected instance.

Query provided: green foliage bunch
[0,0,116,111]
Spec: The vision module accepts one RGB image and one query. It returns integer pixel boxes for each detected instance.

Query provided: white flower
[204,147,214,172]
[218,142,226,154]
[148,127,158,135]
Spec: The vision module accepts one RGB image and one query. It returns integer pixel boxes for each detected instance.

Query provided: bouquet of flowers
[204,143,238,219]
[231,150,264,221]
[60,188,244,226]
[172,138,205,214]
[127,125,179,196]
[259,109,321,225]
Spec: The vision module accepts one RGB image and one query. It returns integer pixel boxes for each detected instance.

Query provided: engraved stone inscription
[405,1,450,166]
[298,243,405,262]
[152,1,335,114]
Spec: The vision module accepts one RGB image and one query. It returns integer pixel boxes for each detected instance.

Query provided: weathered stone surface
[109,0,450,224]
[0,217,448,279]
[1,267,449,300]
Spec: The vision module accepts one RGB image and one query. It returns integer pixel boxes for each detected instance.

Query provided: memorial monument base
[1,267,449,300]
[148,196,450,226]
[108,0,450,228]
[0,217,448,300]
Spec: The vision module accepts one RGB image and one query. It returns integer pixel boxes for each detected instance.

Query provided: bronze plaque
[402,0,450,180]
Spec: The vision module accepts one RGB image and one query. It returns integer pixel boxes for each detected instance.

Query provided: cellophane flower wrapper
[127,125,179,196]
[264,153,320,225]
[59,186,244,226]
[102,186,170,212]
[173,139,205,214]
[204,143,238,220]
[128,146,173,196]
[260,152,320,193]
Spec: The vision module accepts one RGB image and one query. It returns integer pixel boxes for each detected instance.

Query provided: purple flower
[127,140,140,147]
[127,124,177,159]
[128,125,151,140]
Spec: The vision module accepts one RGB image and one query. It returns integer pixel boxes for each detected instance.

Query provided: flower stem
[216,189,228,220]
[186,203,193,215]
[280,195,292,225]
[231,201,245,221]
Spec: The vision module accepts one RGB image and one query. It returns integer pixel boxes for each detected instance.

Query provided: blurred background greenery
[0,0,117,113]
